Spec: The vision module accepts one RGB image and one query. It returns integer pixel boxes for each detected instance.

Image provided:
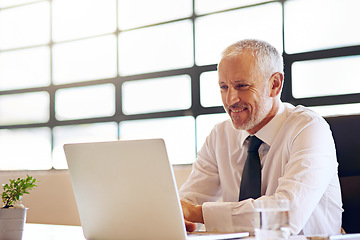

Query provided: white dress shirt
[179,103,343,236]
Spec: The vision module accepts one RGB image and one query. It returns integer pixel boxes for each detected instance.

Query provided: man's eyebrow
[233,80,246,83]
[219,79,246,84]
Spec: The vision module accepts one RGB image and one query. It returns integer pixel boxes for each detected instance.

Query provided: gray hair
[221,39,284,79]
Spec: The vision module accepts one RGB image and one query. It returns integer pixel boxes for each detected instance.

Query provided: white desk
[23,223,85,240]
[22,223,360,240]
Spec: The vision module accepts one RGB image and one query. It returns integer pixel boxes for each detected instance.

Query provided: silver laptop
[64,138,249,240]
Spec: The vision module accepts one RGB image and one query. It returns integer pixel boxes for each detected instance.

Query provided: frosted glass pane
[52,0,116,42]
[0,92,49,125]
[0,47,50,90]
[52,122,118,169]
[195,0,269,15]
[118,20,193,75]
[200,71,222,107]
[122,75,191,115]
[55,84,115,120]
[285,0,360,53]
[118,0,192,30]
[196,113,228,151]
[0,0,37,8]
[309,103,360,117]
[119,117,196,164]
[195,3,282,66]
[292,56,360,98]
[53,35,117,84]
[0,2,50,50]
[0,127,52,170]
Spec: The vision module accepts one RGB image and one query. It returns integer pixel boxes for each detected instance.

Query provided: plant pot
[0,208,27,240]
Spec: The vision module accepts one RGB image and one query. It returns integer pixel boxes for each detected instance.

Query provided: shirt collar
[240,102,286,147]
[256,102,286,146]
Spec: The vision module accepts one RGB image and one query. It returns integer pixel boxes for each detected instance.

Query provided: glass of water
[254,198,290,240]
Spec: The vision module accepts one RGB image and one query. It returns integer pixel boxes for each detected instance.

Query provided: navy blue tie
[239,136,263,201]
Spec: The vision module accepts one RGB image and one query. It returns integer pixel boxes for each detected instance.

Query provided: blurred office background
[1,0,360,171]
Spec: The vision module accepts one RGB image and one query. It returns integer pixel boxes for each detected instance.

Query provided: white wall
[0,165,192,226]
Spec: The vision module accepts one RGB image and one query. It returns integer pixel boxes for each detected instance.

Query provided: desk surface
[22,223,360,240]
[23,223,85,240]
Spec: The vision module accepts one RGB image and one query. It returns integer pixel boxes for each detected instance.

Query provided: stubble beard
[229,93,273,131]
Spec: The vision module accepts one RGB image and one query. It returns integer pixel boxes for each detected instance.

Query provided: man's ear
[269,72,284,98]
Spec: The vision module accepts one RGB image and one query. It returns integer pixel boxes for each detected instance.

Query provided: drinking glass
[254,198,290,240]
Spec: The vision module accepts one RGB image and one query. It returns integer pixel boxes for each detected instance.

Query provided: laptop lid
[64,138,187,240]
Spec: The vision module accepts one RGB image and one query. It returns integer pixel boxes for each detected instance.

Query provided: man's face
[218,52,273,133]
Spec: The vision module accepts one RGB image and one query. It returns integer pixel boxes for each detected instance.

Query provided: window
[292,56,360,98]
[55,84,116,120]
[0,0,359,170]
[195,2,282,66]
[52,122,118,169]
[52,35,117,84]
[119,117,196,164]
[122,75,192,115]
[118,20,193,75]
[0,127,52,170]
[284,0,360,53]
[0,1,50,49]
[0,92,49,125]
[0,47,50,90]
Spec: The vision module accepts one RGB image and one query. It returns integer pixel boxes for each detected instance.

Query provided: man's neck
[247,99,281,135]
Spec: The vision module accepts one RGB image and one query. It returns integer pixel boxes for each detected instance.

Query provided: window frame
[0,0,359,170]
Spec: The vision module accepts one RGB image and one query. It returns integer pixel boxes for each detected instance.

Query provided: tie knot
[248,136,263,152]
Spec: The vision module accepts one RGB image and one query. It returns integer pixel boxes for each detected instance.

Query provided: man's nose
[226,87,239,106]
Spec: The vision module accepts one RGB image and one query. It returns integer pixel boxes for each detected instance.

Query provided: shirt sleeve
[179,126,223,204]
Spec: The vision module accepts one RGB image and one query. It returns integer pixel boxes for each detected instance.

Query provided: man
[179,39,343,236]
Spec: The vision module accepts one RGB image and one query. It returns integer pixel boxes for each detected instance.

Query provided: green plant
[1,175,38,208]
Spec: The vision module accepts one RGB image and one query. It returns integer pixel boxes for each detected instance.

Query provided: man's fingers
[184,219,197,232]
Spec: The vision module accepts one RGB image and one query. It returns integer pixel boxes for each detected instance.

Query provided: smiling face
[218,51,278,134]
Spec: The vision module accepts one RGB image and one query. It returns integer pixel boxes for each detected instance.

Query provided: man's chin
[230,120,249,130]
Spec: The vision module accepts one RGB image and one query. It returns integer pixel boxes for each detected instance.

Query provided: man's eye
[236,84,249,89]
[220,85,228,90]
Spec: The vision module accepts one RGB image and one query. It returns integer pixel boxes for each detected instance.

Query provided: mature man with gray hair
[179,39,342,236]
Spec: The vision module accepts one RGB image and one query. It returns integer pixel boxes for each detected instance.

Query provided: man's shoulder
[281,103,328,133]
[284,103,324,122]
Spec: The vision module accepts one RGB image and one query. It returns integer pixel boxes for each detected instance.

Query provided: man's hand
[180,200,204,232]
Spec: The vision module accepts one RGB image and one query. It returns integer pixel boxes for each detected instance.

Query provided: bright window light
[309,103,360,117]
[55,84,115,120]
[52,35,117,84]
[52,0,117,42]
[52,122,118,169]
[195,0,269,15]
[118,20,193,75]
[196,113,228,152]
[0,47,50,90]
[0,127,52,170]
[195,2,282,66]
[118,0,192,30]
[119,116,196,164]
[292,56,360,98]
[0,91,49,125]
[0,1,50,50]
[284,0,360,53]
[200,71,223,107]
[122,75,191,115]
[0,0,36,8]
